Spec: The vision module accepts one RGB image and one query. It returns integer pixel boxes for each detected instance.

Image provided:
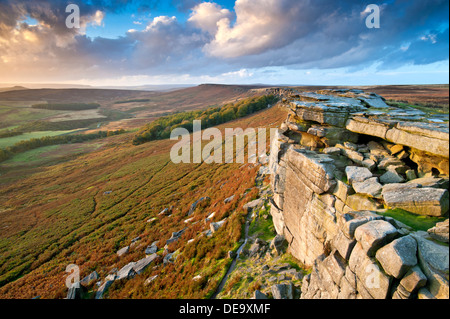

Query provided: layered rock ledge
[270,89,449,299]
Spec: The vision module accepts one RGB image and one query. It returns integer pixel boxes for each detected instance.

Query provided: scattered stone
[323,147,341,155]
[243,199,264,212]
[144,275,159,286]
[270,234,288,256]
[224,195,235,204]
[253,290,268,299]
[378,157,404,170]
[147,217,157,223]
[188,197,210,216]
[418,288,436,299]
[133,254,159,275]
[210,219,227,233]
[249,238,267,258]
[145,241,158,255]
[381,183,420,194]
[164,252,175,265]
[271,283,293,299]
[117,246,129,257]
[396,150,409,160]
[158,208,171,216]
[205,212,216,223]
[333,231,356,259]
[131,236,141,244]
[339,211,383,239]
[116,262,137,280]
[362,159,377,171]
[95,280,114,299]
[367,141,388,156]
[80,271,99,287]
[332,179,355,202]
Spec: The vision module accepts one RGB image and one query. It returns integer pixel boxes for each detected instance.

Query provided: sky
[0,0,448,87]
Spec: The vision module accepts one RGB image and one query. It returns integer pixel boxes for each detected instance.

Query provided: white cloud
[188,2,233,35]
[222,68,254,78]
[204,0,320,58]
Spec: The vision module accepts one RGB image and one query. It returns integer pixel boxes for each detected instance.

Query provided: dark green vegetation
[32,103,100,111]
[0,130,22,138]
[15,119,106,132]
[132,95,278,145]
[0,130,125,163]
[114,99,151,104]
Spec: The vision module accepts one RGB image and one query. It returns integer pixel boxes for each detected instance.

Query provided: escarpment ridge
[269,88,449,299]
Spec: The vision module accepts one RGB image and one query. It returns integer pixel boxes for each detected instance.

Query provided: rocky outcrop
[269,89,449,299]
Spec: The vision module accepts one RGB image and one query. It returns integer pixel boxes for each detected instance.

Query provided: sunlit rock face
[269,89,449,299]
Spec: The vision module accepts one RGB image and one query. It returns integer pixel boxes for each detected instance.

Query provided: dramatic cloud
[188,2,233,35]
[0,0,448,83]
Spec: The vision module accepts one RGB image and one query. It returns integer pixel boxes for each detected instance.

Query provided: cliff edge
[269,88,449,299]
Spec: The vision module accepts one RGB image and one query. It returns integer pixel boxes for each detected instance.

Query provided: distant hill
[0,86,29,93]
[0,88,151,103]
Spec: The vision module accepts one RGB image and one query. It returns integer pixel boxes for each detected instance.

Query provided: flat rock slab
[353,177,383,198]
[383,187,450,217]
[116,262,137,280]
[346,166,373,184]
[133,254,159,275]
[117,246,129,257]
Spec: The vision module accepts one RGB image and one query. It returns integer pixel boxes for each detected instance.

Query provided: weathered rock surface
[188,197,210,216]
[269,88,449,300]
[133,254,159,275]
[95,280,114,299]
[80,271,99,287]
[375,235,417,278]
[271,283,293,299]
[412,233,449,299]
[352,177,383,198]
[345,166,373,184]
[383,187,449,217]
[253,290,268,299]
[354,220,399,256]
[428,219,449,243]
[117,246,129,257]
[270,234,288,256]
[210,219,227,233]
